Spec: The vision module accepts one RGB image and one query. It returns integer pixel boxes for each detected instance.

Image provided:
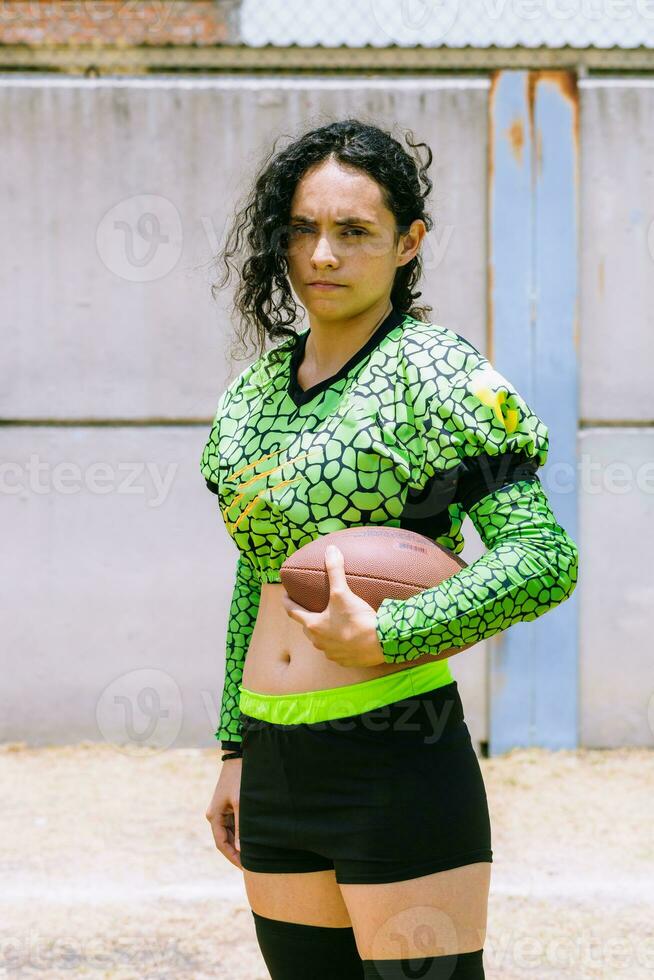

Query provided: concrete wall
[578,79,654,747]
[2,75,652,749]
[0,76,490,749]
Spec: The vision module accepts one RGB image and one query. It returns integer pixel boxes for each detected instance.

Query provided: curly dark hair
[210,116,435,371]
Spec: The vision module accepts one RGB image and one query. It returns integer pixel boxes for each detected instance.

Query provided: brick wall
[0,1,239,46]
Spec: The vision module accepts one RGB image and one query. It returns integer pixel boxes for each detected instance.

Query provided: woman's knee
[251,910,364,979]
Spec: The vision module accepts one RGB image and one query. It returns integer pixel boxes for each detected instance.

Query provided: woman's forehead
[292,161,385,211]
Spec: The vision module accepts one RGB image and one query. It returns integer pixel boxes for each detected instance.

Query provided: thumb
[324,544,349,594]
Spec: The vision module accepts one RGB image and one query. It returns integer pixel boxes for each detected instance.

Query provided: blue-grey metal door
[487,70,579,754]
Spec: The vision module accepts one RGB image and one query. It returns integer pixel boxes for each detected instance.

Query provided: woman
[202,119,578,979]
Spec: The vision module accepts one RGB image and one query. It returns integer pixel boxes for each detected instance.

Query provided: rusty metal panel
[488,70,579,754]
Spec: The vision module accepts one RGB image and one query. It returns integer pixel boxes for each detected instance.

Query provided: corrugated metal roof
[241,0,654,49]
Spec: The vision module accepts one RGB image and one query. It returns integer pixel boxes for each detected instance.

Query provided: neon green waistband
[239,658,454,726]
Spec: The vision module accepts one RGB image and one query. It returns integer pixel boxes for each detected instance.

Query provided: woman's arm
[216,554,262,751]
[376,338,578,664]
[375,476,578,663]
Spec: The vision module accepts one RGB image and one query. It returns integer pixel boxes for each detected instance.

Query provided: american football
[279,526,467,613]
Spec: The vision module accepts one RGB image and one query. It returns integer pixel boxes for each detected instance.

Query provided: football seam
[281,565,464,590]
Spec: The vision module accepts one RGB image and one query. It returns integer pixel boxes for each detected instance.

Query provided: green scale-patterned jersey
[201,305,579,748]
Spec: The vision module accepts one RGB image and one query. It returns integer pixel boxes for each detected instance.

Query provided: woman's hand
[206,758,242,870]
[281,544,386,668]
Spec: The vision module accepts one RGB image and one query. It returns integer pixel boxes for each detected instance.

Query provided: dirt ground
[1,742,653,979]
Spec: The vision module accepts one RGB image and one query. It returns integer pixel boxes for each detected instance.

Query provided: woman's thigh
[339,861,491,959]
[243,868,353,928]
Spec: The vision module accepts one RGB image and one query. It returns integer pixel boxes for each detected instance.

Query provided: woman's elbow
[540,529,579,607]
[521,527,579,609]
[558,531,579,601]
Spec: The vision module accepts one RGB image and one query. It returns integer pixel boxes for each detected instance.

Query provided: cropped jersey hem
[239,658,454,725]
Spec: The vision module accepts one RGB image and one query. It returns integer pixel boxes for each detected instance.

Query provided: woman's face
[285,157,424,320]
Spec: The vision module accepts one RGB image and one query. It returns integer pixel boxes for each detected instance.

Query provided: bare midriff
[241,582,442,696]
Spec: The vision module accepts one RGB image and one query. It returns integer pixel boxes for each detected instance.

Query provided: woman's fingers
[219,809,242,866]
[206,766,243,870]
[206,806,243,869]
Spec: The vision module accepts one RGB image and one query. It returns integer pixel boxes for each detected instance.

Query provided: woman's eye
[289,227,366,237]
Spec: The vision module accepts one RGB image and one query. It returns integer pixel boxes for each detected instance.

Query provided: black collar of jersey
[287,304,406,408]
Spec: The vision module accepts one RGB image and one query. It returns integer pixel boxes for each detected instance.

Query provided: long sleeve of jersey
[375,357,579,663]
[375,478,578,661]
[200,390,262,750]
[216,554,262,750]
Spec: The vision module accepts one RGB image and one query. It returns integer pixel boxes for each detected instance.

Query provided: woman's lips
[308,283,344,290]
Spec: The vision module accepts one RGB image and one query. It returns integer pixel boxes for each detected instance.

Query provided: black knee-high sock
[251,909,365,979]
[362,948,484,979]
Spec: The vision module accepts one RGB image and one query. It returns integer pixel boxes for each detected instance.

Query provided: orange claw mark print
[222,446,322,531]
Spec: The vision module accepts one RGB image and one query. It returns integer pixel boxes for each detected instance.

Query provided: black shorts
[238,679,492,884]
